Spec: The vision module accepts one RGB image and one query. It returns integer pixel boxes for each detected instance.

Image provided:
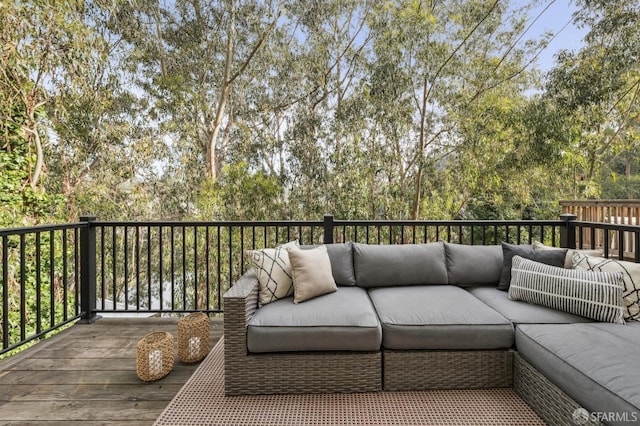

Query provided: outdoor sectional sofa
[223,241,640,426]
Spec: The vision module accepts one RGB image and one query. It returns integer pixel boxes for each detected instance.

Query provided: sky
[522,0,589,71]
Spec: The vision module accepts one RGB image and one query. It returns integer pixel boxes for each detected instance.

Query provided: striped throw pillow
[509,256,625,324]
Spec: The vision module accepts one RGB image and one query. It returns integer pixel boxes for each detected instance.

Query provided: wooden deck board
[0,317,223,425]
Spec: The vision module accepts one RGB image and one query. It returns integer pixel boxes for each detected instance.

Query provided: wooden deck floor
[0,317,223,425]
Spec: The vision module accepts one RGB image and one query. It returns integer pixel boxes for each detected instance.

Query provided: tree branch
[228,12,281,85]
[425,0,500,103]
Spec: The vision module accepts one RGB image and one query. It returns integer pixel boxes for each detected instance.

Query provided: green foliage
[1,0,639,221]
[546,0,640,198]
[600,152,640,199]
[0,85,63,227]
[197,162,284,221]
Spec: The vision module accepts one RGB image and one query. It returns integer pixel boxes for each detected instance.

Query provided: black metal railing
[329,218,563,246]
[2,213,640,355]
[89,218,325,316]
[1,222,87,355]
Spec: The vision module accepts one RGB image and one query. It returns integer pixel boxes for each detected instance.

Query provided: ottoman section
[368,285,514,350]
[247,286,381,353]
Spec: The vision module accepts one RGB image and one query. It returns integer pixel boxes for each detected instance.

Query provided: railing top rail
[333,219,563,226]
[0,221,88,237]
[560,199,640,207]
[92,220,325,227]
[3,218,638,233]
[1,218,568,234]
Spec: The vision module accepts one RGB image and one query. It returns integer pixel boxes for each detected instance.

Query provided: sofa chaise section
[515,323,640,426]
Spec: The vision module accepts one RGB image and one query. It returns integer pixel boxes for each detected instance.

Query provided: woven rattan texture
[514,354,604,426]
[223,271,381,395]
[228,350,381,395]
[154,339,544,426]
[136,331,174,381]
[384,349,514,391]
[178,312,210,363]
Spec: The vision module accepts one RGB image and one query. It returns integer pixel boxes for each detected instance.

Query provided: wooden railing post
[560,213,577,249]
[79,215,100,323]
[323,214,334,244]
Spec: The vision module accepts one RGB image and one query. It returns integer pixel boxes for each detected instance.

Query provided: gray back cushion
[498,242,568,291]
[353,242,447,288]
[498,243,534,291]
[301,242,356,286]
[444,243,503,286]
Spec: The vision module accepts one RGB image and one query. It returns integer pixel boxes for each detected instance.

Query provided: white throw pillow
[509,255,625,324]
[571,251,640,322]
[287,245,337,304]
[249,240,299,307]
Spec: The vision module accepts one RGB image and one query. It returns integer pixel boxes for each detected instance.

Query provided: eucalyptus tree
[179,0,378,220]
[0,1,127,223]
[110,1,281,193]
[0,84,60,226]
[362,0,547,219]
[280,0,376,219]
[232,0,558,220]
[40,2,167,220]
[546,0,640,197]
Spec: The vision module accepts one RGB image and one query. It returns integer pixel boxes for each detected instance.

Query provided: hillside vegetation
[2,0,639,226]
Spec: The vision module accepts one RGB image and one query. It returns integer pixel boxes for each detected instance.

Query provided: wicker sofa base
[383,349,514,391]
[514,353,604,426]
[224,350,382,395]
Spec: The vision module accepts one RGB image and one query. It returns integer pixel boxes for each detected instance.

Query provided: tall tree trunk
[412,76,429,220]
[24,101,45,190]
[206,5,279,182]
[207,3,235,182]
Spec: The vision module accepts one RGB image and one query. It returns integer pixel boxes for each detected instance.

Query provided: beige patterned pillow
[571,251,640,322]
[249,240,298,307]
[532,241,603,269]
[287,245,337,304]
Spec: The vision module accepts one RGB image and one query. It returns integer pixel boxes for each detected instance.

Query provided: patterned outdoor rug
[154,339,544,425]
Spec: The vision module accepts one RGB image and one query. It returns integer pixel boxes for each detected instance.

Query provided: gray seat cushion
[468,286,593,324]
[444,243,503,286]
[354,242,447,288]
[516,323,640,422]
[368,286,514,350]
[247,286,381,352]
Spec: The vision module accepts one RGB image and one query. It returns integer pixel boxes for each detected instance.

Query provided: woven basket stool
[177,312,210,363]
[136,331,174,381]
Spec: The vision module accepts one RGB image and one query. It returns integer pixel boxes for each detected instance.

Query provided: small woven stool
[136,331,174,381]
[177,312,210,363]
